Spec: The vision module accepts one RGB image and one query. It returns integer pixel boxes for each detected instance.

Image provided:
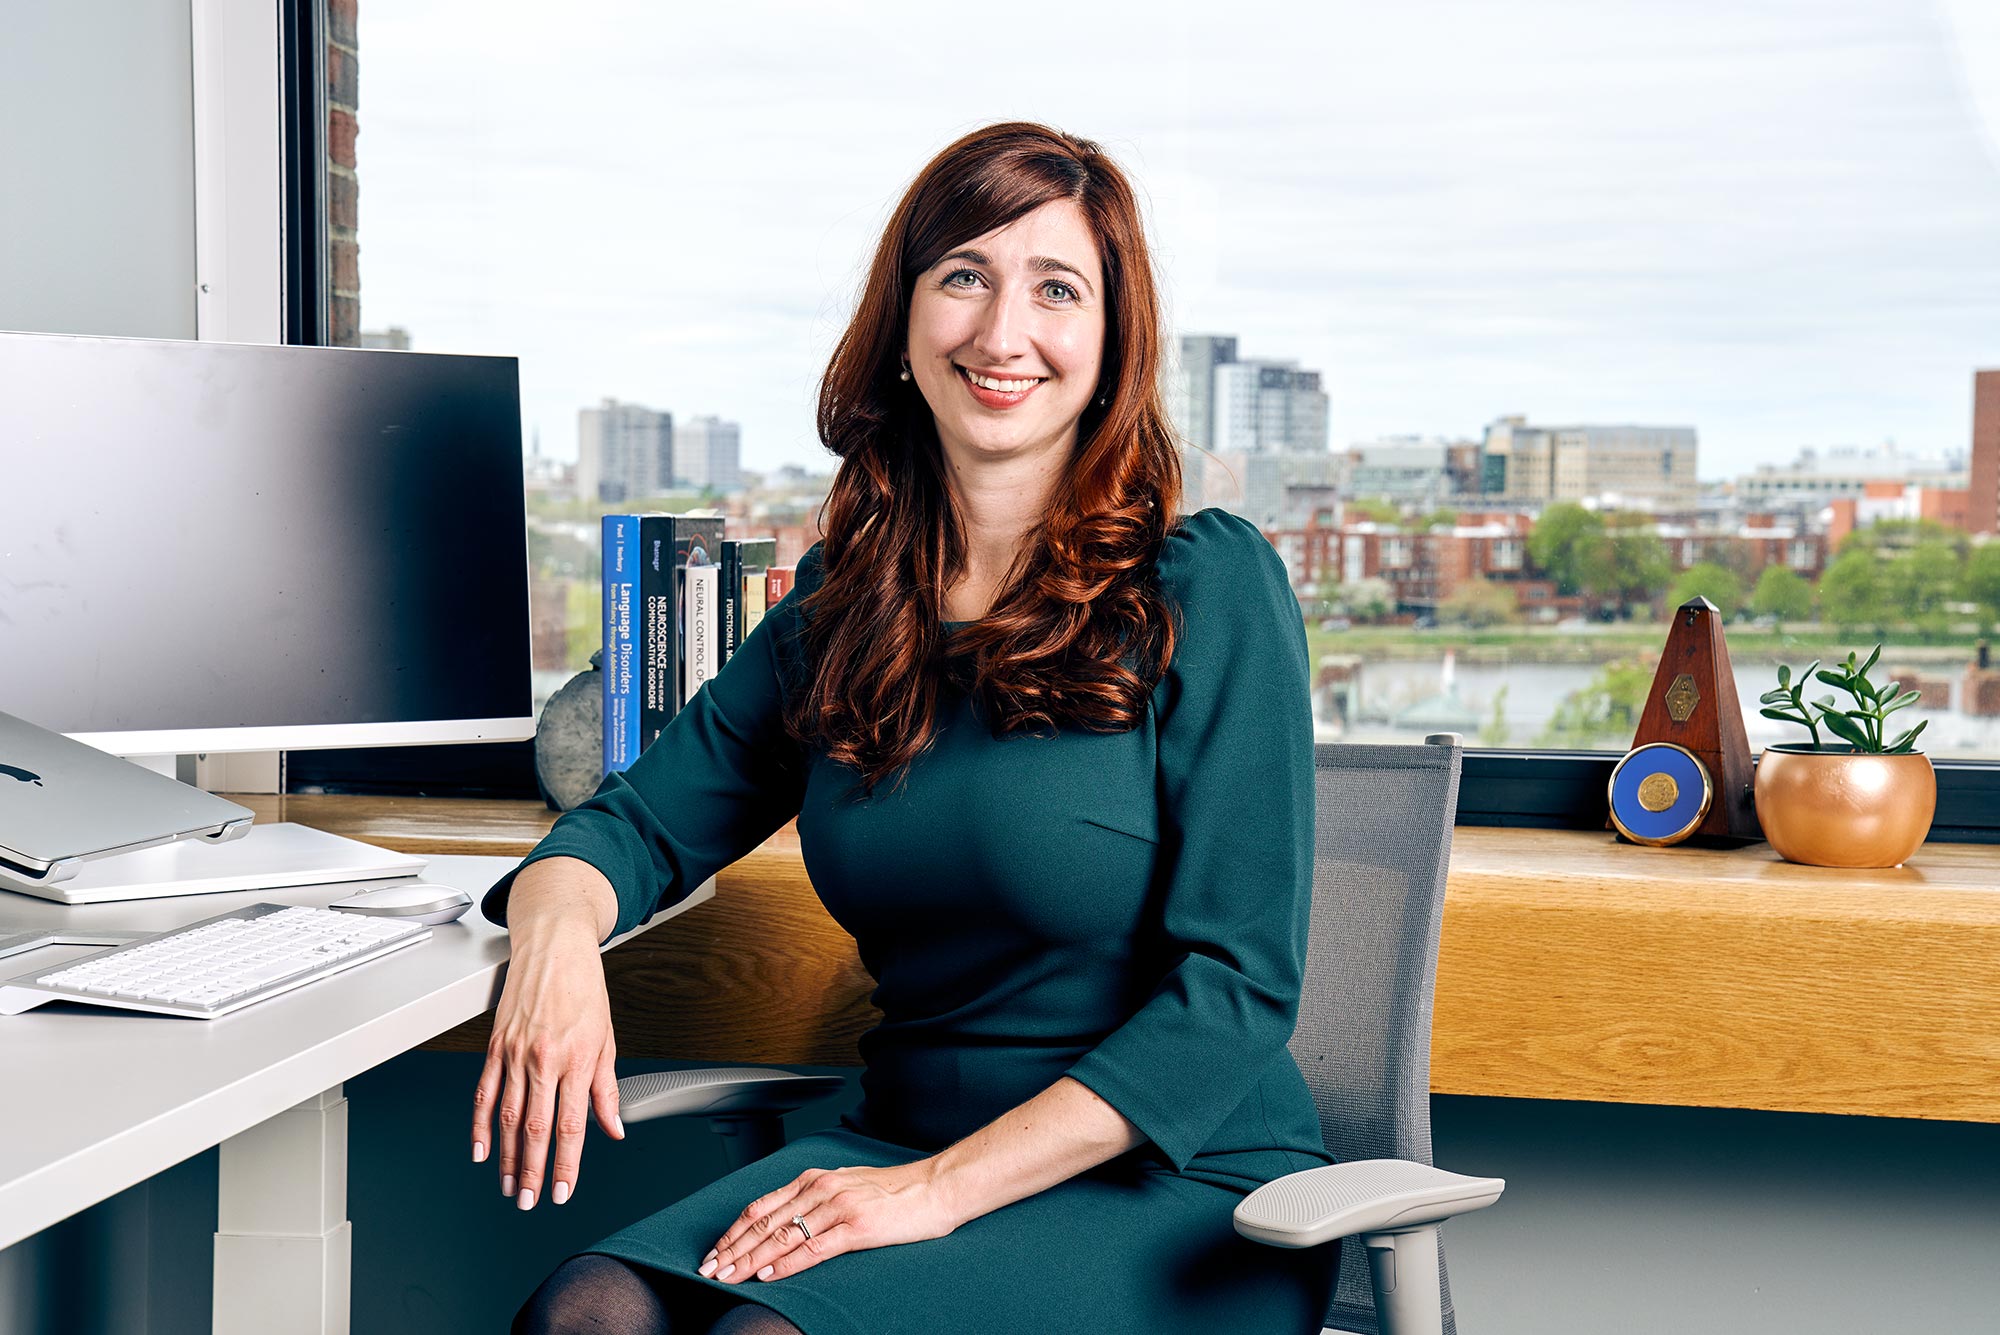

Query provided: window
[291,1,2000,833]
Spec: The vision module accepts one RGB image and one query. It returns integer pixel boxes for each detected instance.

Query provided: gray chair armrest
[617,1067,845,1123]
[1233,1159,1505,1249]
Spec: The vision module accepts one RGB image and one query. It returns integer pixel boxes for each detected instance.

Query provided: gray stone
[535,653,605,811]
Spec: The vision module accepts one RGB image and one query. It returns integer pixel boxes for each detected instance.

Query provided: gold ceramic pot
[1753,744,1936,868]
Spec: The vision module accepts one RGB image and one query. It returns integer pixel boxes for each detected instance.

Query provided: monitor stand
[0,824,428,906]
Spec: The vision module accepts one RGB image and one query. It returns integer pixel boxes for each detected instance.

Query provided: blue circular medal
[1608,742,1713,845]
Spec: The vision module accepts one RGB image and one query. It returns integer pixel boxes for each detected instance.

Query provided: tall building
[1173,334,1238,452]
[577,398,673,503]
[1483,416,1697,509]
[1973,369,2000,537]
[674,414,744,494]
[1212,360,1329,455]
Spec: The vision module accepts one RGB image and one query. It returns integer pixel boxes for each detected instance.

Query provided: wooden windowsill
[243,795,2000,1124]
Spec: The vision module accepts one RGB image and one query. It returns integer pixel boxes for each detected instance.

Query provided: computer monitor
[0,330,535,756]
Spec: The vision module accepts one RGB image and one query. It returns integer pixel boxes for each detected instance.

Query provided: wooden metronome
[1605,596,1763,846]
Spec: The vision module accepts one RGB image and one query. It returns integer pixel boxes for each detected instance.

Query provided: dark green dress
[481,507,1341,1334]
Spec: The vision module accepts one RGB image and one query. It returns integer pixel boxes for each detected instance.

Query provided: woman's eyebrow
[937,248,1095,296]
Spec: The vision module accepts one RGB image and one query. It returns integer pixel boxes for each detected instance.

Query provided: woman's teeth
[960,367,1044,393]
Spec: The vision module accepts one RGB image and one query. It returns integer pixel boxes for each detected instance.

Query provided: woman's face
[905,198,1108,471]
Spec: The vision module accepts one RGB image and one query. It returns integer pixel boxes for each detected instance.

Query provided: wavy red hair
[785,122,1186,796]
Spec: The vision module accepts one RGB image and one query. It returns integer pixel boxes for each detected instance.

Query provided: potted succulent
[1754,645,1936,868]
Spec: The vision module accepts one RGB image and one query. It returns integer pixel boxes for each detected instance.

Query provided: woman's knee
[511,1252,673,1335]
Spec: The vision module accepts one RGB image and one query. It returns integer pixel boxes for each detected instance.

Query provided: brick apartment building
[1264,508,1831,621]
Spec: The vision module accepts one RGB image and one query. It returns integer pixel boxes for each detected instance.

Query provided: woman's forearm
[923,1076,1145,1228]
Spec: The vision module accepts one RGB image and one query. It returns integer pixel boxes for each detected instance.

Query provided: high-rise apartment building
[578,399,673,503]
[1483,416,1698,509]
[675,415,744,494]
[1972,369,1999,537]
[1212,361,1329,455]
[1172,334,1238,452]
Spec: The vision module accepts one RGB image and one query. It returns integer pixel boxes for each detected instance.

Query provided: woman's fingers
[545,1063,593,1206]
[721,1197,844,1284]
[706,1172,816,1274]
[512,1056,560,1210]
[757,1220,848,1282]
[591,1041,624,1140]
[495,1053,527,1197]
[471,1048,503,1164]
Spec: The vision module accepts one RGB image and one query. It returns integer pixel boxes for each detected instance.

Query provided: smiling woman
[480,122,1342,1335]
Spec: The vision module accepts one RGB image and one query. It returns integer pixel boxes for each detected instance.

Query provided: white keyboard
[2,903,430,1019]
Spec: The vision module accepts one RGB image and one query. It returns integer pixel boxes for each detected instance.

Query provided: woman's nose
[971,287,1024,361]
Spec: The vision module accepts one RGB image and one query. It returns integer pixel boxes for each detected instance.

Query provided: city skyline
[354,0,2000,482]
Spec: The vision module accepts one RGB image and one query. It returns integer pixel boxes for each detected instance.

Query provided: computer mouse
[328,881,474,925]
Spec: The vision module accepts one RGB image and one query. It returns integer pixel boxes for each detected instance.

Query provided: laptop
[0,709,256,894]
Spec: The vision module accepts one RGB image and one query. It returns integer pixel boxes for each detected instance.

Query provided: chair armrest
[1233,1159,1505,1249]
[616,1067,845,1124]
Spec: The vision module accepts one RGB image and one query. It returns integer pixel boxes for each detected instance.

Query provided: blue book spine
[601,514,642,773]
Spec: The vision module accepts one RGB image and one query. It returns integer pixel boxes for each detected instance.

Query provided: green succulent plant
[1758,643,1926,754]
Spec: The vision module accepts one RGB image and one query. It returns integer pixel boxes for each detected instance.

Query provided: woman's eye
[1043,281,1078,303]
[943,269,982,289]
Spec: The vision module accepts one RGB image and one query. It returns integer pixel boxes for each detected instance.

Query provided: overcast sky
[355,0,2000,483]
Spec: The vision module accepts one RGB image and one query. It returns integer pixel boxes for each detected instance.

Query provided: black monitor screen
[0,332,532,741]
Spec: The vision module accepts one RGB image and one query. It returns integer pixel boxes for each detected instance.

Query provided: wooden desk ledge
[253,796,2000,1124]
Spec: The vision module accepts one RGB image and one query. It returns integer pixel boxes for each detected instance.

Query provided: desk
[248,796,2000,1126]
[0,850,713,1334]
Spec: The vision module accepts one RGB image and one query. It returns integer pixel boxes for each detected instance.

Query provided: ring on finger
[791,1212,813,1241]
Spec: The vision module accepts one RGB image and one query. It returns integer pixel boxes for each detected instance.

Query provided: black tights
[511,1253,806,1335]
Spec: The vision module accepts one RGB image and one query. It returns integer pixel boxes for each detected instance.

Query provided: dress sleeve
[479,543,825,942]
[1062,509,1315,1172]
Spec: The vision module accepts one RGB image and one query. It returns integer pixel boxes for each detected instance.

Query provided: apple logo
[0,764,43,787]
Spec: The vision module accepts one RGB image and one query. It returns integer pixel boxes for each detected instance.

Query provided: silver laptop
[0,709,255,892]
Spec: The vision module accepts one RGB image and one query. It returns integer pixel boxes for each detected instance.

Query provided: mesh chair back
[1291,737,1464,1335]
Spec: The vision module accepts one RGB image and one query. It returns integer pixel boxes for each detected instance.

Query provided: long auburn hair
[785,121,1185,796]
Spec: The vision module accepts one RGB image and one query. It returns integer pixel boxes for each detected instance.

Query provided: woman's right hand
[472,857,626,1211]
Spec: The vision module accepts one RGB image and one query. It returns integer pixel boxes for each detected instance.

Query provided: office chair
[615,732,1501,1335]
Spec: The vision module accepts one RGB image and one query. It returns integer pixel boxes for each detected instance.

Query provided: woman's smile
[955,363,1046,409]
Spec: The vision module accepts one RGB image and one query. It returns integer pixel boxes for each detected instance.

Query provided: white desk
[0,854,713,1333]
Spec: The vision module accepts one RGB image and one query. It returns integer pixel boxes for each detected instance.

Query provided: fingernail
[472,1142,487,1164]
[717,1264,736,1281]
[552,1181,570,1206]
[517,1188,536,1211]
[704,1249,718,1263]
[699,1258,718,1277]
[757,1265,774,1281]
[614,1114,626,1138]
[501,1174,515,1197]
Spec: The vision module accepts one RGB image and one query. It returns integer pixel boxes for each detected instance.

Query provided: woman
[476,121,1340,1335]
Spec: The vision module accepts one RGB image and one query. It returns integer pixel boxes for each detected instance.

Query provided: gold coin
[1637,772,1679,812]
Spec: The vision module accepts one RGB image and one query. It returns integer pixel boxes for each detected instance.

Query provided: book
[670,514,726,710]
[767,564,796,604]
[718,540,743,667]
[600,514,642,774]
[733,538,778,646]
[636,513,726,749]
[684,562,719,703]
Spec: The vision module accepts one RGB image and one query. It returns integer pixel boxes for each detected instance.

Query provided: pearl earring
[899,360,911,382]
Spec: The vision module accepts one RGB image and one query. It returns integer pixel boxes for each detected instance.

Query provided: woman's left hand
[698,1161,959,1284]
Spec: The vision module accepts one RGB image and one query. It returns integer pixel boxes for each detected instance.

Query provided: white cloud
[353,0,2000,480]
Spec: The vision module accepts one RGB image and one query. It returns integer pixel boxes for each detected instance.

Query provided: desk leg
[212,1085,351,1335]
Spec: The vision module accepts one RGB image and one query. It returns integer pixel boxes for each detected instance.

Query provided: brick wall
[327,0,360,346]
